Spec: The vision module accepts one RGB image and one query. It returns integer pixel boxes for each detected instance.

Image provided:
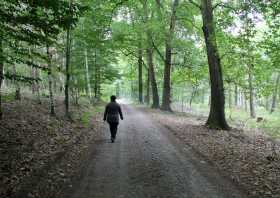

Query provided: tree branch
[151,40,165,62]
[188,0,201,9]
[213,2,238,12]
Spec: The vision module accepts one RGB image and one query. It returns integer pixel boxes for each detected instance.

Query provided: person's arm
[103,105,108,121]
[119,105,123,120]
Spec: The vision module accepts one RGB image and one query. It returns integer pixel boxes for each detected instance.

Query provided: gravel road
[63,105,246,198]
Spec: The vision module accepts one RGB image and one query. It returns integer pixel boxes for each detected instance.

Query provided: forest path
[63,105,246,198]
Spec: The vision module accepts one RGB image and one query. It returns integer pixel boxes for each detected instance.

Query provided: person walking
[103,95,124,143]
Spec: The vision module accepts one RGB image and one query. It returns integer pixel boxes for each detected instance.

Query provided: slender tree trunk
[12,64,21,100]
[265,96,270,111]
[234,84,238,107]
[138,47,143,103]
[189,86,197,108]
[243,91,248,112]
[97,72,101,100]
[65,26,71,117]
[47,46,55,116]
[0,37,3,120]
[143,0,159,108]
[201,0,230,130]
[28,47,36,95]
[161,0,179,111]
[228,86,232,109]
[94,50,98,100]
[248,68,256,118]
[34,67,41,104]
[146,67,150,105]
[97,63,101,101]
[147,47,159,108]
[116,82,120,97]
[31,67,36,94]
[84,48,92,102]
[271,72,280,113]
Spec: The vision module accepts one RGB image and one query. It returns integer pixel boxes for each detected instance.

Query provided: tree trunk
[31,67,36,94]
[138,47,143,103]
[147,47,159,108]
[234,84,238,107]
[47,46,55,116]
[243,91,248,112]
[65,27,71,117]
[146,67,150,105]
[0,38,3,119]
[271,72,280,113]
[161,0,179,111]
[228,86,232,109]
[12,64,21,100]
[116,82,120,97]
[94,50,99,100]
[201,0,230,130]
[248,69,256,118]
[84,48,92,102]
[34,67,41,104]
[189,86,197,108]
[143,0,159,108]
[97,63,101,101]
[264,96,269,111]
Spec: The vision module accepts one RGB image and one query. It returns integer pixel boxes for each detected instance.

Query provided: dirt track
[62,105,246,198]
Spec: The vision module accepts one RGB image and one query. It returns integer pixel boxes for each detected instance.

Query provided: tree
[188,0,230,130]
[161,0,180,111]
[0,0,85,118]
[0,37,3,119]
[143,0,160,108]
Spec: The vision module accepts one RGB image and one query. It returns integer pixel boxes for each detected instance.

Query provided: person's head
[110,95,117,102]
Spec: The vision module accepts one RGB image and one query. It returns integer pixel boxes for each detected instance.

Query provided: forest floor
[142,107,280,198]
[1,97,279,198]
[0,96,104,198]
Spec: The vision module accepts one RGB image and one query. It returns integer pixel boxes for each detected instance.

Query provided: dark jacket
[103,101,123,123]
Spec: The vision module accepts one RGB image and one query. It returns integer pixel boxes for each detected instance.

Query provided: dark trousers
[108,122,119,139]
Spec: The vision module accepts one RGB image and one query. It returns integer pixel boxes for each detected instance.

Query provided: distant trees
[0,0,84,118]
[2,0,280,130]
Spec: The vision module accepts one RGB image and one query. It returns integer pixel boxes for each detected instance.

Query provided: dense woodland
[1,0,280,132]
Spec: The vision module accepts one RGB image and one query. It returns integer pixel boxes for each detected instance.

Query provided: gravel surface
[62,105,246,198]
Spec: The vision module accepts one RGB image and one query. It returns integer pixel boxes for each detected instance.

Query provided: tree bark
[94,50,98,99]
[243,91,248,112]
[271,72,280,113]
[143,0,159,108]
[147,47,159,108]
[47,46,55,116]
[94,50,101,101]
[138,47,143,103]
[228,86,232,109]
[189,86,197,108]
[12,64,21,100]
[201,0,230,130]
[84,48,92,102]
[248,68,256,118]
[146,67,150,105]
[234,84,238,107]
[65,26,71,117]
[34,67,41,104]
[0,37,3,120]
[161,0,179,111]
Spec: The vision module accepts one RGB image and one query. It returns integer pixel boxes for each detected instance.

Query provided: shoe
[111,138,114,143]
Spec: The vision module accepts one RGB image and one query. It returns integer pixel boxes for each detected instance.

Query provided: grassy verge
[78,100,105,127]
[169,102,280,139]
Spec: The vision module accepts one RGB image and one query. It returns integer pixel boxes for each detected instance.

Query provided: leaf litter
[143,107,280,198]
[0,98,104,198]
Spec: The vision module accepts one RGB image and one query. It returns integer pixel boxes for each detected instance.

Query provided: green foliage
[2,0,280,136]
